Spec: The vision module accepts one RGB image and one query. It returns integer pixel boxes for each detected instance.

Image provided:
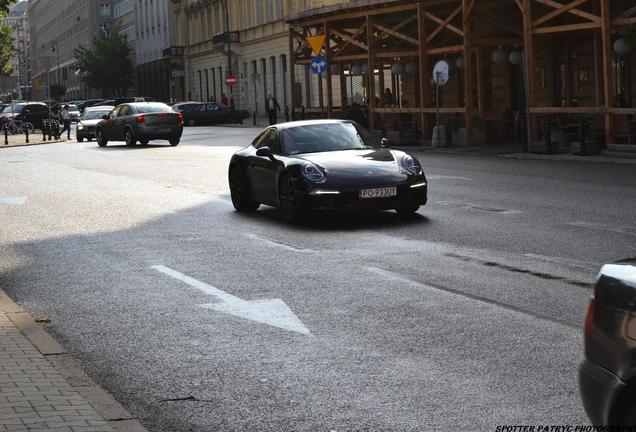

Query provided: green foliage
[50,84,66,101]
[74,31,134,97]
[0,11,14,77]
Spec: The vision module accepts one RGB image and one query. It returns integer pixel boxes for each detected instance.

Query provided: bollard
[253,111,256,126]
[4,125,8,145]
[25,126,29,144]
[48,120,53,141]
[42,121,47,141]
[285,106,290,123]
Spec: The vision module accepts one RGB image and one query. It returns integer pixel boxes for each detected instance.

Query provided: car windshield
[68,105,79,111]
[82,110,110,120]
[3,105,24,113]
[134,103,174,114]
[281,123,378,155]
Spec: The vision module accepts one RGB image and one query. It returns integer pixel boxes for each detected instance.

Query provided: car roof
[126,102,170,107]
[272,119,352,131]
[85,105,114,111]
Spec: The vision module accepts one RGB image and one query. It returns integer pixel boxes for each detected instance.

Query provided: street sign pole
[436,71,441,128]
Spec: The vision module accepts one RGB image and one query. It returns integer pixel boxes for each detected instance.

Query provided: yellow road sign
[306,34,326,56]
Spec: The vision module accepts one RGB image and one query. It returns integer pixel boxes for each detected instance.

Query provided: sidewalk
[0,290,147,432]
[1,132,67,149]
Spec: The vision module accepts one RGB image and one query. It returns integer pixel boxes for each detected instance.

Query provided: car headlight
[301,163,326,183]
[400,154,422,175]
[77,123,84,130]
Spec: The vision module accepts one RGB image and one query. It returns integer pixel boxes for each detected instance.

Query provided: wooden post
[522,0,536,143]
[418,3,429,138]
[325,21,333,118]
[600,0,614,146]
[476,47,485,118]
[463,0,473,144]
[367,15,375,130]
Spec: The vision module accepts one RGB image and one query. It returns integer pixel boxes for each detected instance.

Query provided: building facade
[135,0,173,102]
[113,0,137,95]
[28,0,114,101]
[170,0,349,116]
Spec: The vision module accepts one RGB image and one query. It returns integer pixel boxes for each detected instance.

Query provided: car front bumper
[76,127,96,139]
[579,359,627,425]
[297,181,427,212]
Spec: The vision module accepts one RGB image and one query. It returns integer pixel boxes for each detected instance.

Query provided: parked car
[179,101,250,126]
[228,119,428,222]
[78,99,106,113]
[51,103,80,121]
[92,99,117,107]
[580,258,636,426]
[96,102,183,147]
[0,102,49,130]
[76,106,115,142]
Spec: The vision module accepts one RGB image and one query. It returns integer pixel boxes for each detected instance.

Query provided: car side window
[118,106,131,116]
[267,130,281,154]
[252,130,271,149]
[209,103,221,111]
[109,107,120,119]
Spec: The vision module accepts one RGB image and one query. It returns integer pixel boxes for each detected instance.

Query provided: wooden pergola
[287,0,636,148]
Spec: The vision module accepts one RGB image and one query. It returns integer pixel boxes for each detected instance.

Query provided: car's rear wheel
[169,137,180,146]
[229,166,259,212]
[96,130,107,147]
[278,174,302,223]
[396,205,420,215]
[125,129,136,146]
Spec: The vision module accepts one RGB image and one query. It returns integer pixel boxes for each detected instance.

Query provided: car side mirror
[101,115,109,120]
[381,138,391,148]
[256,146,274,159]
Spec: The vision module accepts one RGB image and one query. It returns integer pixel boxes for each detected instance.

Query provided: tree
[0,3,15,77]
[74,31,134,97]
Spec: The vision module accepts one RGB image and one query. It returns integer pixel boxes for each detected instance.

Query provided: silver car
[76,106,114,142]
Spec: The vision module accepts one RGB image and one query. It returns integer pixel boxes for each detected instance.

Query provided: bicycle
[3,117,34,135]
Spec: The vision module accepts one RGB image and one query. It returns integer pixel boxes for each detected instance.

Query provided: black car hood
[295,149,412,187]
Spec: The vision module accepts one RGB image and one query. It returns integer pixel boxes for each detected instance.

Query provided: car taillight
[136,115,145,124]
[177,112,183,123]
[584,296,595,340]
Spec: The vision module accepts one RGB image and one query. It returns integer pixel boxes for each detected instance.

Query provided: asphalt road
[1,125,635,431]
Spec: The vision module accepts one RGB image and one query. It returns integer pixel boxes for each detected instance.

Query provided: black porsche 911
[227,119,427,222]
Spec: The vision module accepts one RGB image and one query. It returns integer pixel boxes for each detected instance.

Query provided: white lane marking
[151,265,310,335]
[0,192,26,205]
[246,233,310,252]
[567,221,636,237]
[427,175,471,181]
[523,253,599,271]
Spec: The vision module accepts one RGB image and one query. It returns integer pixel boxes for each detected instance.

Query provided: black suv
[0,102,50,130]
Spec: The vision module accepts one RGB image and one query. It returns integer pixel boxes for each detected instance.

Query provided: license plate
[158,128,172,133]
[359,187,397,199]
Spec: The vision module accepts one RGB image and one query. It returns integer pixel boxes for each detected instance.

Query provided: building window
[261,58,267,99]
[270,56,277,101]
[281,54,288,107]
[205,69,209,101]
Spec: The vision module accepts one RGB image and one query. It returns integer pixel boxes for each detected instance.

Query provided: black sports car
[228,120,427,222]
[580,259,636,426]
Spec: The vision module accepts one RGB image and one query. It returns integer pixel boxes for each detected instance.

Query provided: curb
[1,138,67,149]
[0,288,149,432]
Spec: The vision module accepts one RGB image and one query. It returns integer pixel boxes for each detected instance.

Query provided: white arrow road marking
[151,265,310,335]
[0,191,26,205]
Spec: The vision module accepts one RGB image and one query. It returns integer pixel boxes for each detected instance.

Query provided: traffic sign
[306,34,326,56]
[310,56,326,75]
[225,75,237,86]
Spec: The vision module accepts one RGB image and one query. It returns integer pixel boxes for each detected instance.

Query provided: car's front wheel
[125,129,136,147]
[77,137,84,142]
[229,166,259,212]
[96,130,107,147]
[278,173,302,223]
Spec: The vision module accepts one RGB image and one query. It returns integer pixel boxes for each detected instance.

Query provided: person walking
[265,94,280,125]
[220,94,229,107]
[59,105,71,139]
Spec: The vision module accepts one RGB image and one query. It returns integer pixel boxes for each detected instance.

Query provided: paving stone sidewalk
[0,312,115,432]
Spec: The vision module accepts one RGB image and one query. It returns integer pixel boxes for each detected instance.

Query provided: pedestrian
[221,94,229,106]
[384,88,394,107]
[59,105,71,139]
[265,94,280,125]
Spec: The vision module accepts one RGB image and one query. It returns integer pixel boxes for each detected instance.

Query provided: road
[1,125,635,431]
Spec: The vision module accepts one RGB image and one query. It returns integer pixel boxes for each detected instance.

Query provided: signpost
[306,34,327,76]
[310,56,326,75]
[432,60,450,147]
[225,75,237,87]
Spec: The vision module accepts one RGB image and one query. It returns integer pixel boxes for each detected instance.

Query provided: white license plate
[158,128,172,133]
[359,187,397,199]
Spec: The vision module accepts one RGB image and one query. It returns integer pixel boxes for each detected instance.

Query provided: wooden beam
[513,0,523,12]
[417,3,429,135]
[332,24,367,55]
[427,45,464,55]
[475,7,524,36]
[613,17,636,26]
[529,106,606,113]
[289,3,419,27]
[533,21,601,34]
[476,47,485,118]
[374,23,419,46]
[367,15,375,129]
[325,21,333,118]
[463,0,473,144]
[377,15,418,44]
[617,5,636,19]
[600,0,613,145]
[533,0,600,22]
[424,8,464,42]
[289,29,297,111]
[533,0,588,27]
[523,0,536,139]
